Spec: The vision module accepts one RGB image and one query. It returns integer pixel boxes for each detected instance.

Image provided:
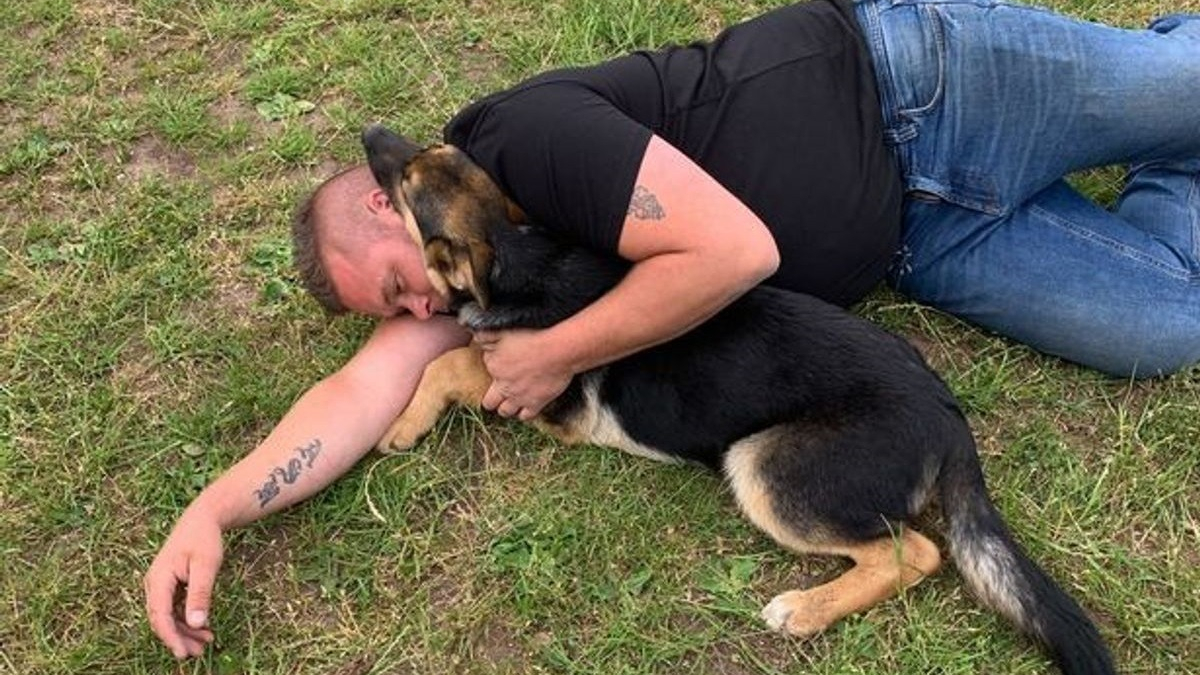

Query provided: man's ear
[361,124,423,195]
[365,187,392,214]
[426,238,491,309]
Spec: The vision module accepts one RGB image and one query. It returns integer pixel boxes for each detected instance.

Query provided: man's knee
[1090,334,1200,380]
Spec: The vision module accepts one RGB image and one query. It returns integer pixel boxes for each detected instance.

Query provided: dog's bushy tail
[939,433,1115,675]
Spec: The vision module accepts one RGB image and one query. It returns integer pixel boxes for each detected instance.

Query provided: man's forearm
[183,315,470,531]
[185,375,392,530]
[545,247,772,376]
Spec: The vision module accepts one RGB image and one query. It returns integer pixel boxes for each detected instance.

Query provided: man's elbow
[738,228,780,286]
[756,240,782,280]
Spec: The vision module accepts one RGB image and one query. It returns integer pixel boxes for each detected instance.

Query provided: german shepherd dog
[360,124,1115,675]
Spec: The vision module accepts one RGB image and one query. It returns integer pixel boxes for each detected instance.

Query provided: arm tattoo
[627,185,665,221]
[254,439,323,509]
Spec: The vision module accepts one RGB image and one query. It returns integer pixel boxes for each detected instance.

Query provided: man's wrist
[539,322,590,377]
[185,487,241,532]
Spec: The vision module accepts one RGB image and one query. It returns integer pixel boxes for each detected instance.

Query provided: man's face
[323,191,450,319]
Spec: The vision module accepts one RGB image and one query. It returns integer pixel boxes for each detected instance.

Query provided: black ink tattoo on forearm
[254,439,323,508]
[627,185,665,221]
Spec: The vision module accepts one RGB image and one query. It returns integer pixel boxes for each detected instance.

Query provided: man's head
[292,164,449,319]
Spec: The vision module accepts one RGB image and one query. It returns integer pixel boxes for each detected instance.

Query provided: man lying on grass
[145,0,1200,659]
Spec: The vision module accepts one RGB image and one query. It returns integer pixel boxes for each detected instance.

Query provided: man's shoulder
[443,54,660,148]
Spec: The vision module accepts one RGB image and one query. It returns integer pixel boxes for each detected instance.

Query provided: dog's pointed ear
[426,238,491,309]
[361,124,423,195]
[505,197,527,224]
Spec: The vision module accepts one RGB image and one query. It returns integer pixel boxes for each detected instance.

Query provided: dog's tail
[938,431,1115,675]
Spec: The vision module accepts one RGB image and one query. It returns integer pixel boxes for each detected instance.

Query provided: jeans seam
[857,1,898,129]
[895,5,945,118]
[1029,202,1197,281]
[1190,171,1200,261]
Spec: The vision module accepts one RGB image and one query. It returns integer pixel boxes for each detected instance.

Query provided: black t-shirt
[443,0,900,307]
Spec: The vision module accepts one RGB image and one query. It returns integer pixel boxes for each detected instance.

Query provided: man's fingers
[184,552,221,629]
[177,619,214,643]
[175,620,214,655]
[481,382,504,411]
[472,331,500,349]
[483,381,519,417]
[174,624,207,657]
[145,569,189,658]
[517,407,539,422]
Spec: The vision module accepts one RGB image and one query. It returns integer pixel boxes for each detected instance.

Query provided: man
[145,0,1200,658]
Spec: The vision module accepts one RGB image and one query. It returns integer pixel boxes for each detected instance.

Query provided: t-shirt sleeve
[448,82,653,254]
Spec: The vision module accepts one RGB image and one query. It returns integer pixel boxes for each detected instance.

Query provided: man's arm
[144,315,468,658]
[478,134,780,418]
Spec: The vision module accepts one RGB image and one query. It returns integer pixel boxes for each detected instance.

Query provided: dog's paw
[762,590,832,638]
[376,416,427,453]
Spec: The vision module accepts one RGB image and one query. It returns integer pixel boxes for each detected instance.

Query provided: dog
[359,124,1115,675]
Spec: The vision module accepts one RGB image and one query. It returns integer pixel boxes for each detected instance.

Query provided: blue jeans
[853,0,1200,377]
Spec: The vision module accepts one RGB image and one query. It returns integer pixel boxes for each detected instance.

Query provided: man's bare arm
[145,315,468,658]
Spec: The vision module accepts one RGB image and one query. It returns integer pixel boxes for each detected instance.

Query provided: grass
[2,0,1199,673]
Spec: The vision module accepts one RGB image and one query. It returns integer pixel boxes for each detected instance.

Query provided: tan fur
[376,346,492,452]
[382,350,943,639]
[762,531,942,636]
[377,344,587,451]
[395,146,503,308]
[394,191,424,251]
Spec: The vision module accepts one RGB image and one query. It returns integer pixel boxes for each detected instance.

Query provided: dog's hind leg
[759,532,941,637]
[724,430,942,637]
[377,345,491,452]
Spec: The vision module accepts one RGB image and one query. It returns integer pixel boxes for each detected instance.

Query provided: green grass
[2,0,1199,673]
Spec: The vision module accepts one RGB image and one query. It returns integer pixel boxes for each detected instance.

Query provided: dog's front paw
[376,415,429,453]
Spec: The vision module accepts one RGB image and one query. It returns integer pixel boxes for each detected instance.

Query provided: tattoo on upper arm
[627,185,666,221]
[254,439,323,509]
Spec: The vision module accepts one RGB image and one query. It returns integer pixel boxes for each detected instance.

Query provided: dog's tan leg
[376,345,491,452]
[761,530,942,637]
[723,430,941,637]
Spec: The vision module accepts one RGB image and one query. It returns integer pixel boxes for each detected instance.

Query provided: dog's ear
[361,124,423,200]
[425,237,491,309]
[505,198,527,224]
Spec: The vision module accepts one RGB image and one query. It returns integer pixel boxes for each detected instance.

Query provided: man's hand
[144,508,223,658]
[475,328,573,420]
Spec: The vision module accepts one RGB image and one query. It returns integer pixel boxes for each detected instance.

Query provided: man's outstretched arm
[144,315,468,659]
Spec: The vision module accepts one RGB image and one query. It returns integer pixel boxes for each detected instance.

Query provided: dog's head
[361,124,526,309]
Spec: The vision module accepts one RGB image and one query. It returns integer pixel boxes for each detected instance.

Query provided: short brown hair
[291,168,360,315]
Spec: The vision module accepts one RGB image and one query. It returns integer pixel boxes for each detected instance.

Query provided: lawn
[2,0,1198,673]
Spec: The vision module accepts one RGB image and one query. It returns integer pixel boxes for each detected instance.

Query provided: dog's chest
[541,374,684,465]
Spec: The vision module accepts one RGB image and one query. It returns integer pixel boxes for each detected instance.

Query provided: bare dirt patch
[109,337,170,406]
[209,94,269,135]
[124,134,196,180]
